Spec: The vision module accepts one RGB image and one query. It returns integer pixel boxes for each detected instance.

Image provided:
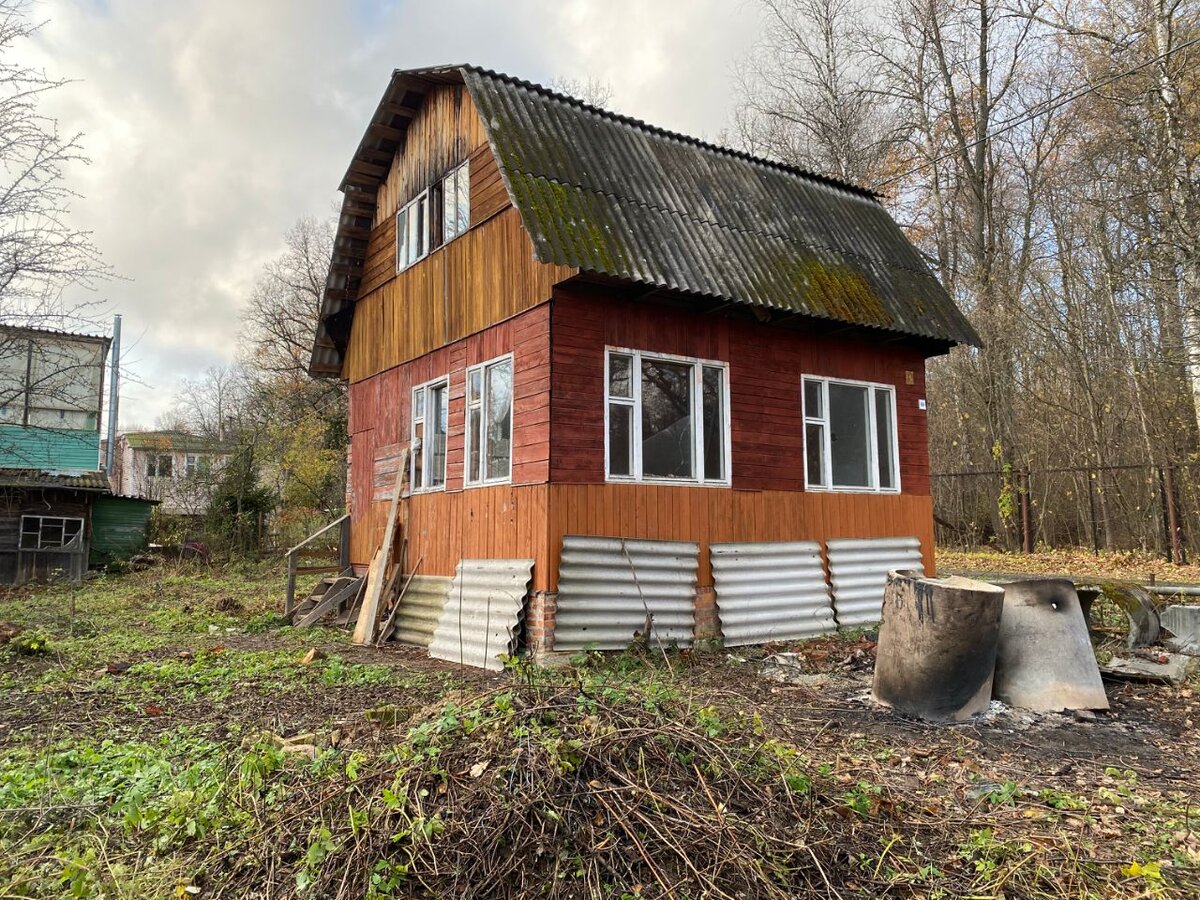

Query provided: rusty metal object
[872,572,1005,722]
[1076,581,1161,649]
[993,579,1109,712]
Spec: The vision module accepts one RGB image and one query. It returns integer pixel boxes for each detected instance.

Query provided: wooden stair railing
[285,513,351,620]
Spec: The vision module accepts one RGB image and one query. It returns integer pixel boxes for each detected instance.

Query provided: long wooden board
[352,450,408,644]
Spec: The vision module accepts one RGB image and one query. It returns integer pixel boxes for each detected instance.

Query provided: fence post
[285,551,297,621]
[1164,463,1185,566]
[339,515,351,571]
[1085,470,1100,555]
[1020,469,1033,554]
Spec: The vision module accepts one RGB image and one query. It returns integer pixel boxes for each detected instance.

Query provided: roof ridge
[400,64,881,201]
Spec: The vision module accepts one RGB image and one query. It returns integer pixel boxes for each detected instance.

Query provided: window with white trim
[802,376,898,492]
[20,515,84,550]
[605,349,730,484]
[465,355,513,485]
[441,160,470,243]
[396,190,430,272]
[411,377,449,491]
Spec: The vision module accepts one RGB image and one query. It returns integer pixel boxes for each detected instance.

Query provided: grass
[1,563,1199,897]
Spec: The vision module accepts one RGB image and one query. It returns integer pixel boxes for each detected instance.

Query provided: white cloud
[22,0,761,428]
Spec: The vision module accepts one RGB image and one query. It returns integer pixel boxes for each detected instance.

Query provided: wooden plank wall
[347,305,551,569]
[373,86,488,229]
[550,287,932,494]
[546,486,935,589]
[345,207,574,383]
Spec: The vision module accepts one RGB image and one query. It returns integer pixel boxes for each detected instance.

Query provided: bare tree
[239,216,333,378]
[549,75,614,108]
[0,0,106,325]
[733,0,897,183]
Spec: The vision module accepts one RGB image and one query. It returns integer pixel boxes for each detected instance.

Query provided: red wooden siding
[549,287,930,494]
[348,304,551,567]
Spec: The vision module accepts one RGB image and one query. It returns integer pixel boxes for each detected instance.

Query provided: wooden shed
[310,65,980,657]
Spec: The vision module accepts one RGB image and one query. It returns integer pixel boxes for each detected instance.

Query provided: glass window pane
[455,163,470,233]
[429,383,448,487]
[412,420,424,488]
[468,407,482,482]
[875,388,895,489]
[608,354,632,399]
[443,172,457,243]
[804,379,822,419]
[413,386,425,421]
[608,403,633,476]
[63,519,82,547]
[829,383,870,487]
[485,360,512,480]
[640,359,693,479]
[468,368,482,404]
[702,366,724,481]
[416,196,427,258]
[397,208,408,268]
[806,422,825,486]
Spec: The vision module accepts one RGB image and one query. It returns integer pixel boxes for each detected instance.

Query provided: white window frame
[802,375,900,494]
[411,375,450,492]
[395,189,430,273]
[441,160,470,244]
[19,515,84,550]
[603,347,732,487]
[464,353,514,487]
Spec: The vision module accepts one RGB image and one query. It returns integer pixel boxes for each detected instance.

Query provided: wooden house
[309,66,980,659]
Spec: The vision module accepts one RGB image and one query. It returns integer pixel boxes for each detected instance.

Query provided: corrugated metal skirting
[429,560,533,671]
[826,537,924,628]
[710,541,836,646]
[390,575,452,648]
[555,536,698,650]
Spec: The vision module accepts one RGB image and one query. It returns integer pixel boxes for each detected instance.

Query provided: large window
[396,190,430,272]
[803,376,898,492]
[20,516,83,550]
[441,160,470,244]
[605,349,729,484]
[465,355,513,485]
[411,377,449,491]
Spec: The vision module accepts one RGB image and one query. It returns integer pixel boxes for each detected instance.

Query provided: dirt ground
[2,566,1199,897]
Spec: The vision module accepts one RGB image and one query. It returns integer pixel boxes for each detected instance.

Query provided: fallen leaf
[470,760,489,778]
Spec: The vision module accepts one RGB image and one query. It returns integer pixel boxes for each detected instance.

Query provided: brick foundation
[526,590,558,659]
[694,584,720,642]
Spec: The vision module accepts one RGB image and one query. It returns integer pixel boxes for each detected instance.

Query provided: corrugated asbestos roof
[0,468,111,492]
[309,65,979,376]
[122,431,227,453]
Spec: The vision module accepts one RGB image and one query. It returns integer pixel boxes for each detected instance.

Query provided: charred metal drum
[993,579,1109,711]
[873,572,1006,722]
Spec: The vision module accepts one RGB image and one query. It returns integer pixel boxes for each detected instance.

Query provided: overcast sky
[23,0,763,430]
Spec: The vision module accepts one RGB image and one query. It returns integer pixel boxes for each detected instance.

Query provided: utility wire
[873,33,1200,191]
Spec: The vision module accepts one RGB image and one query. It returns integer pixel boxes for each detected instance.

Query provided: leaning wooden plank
[353,451,408,645]
[295,577,364,628]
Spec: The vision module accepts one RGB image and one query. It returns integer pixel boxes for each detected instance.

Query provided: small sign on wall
[918,399,927,411]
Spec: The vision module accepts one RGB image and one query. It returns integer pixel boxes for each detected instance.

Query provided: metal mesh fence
[932,462,1197,561]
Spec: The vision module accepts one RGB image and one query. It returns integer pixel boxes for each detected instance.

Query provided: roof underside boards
[463,68,979,347]
[310,64,979,376]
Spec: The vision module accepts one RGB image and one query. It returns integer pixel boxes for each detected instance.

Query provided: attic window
[441,160,470,243]
[396,190,430,272]
[802,376,899,493]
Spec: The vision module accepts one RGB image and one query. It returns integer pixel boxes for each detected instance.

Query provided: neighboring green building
[0,325,109,470]
[89,495,157,567]
[0,325,116,584]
